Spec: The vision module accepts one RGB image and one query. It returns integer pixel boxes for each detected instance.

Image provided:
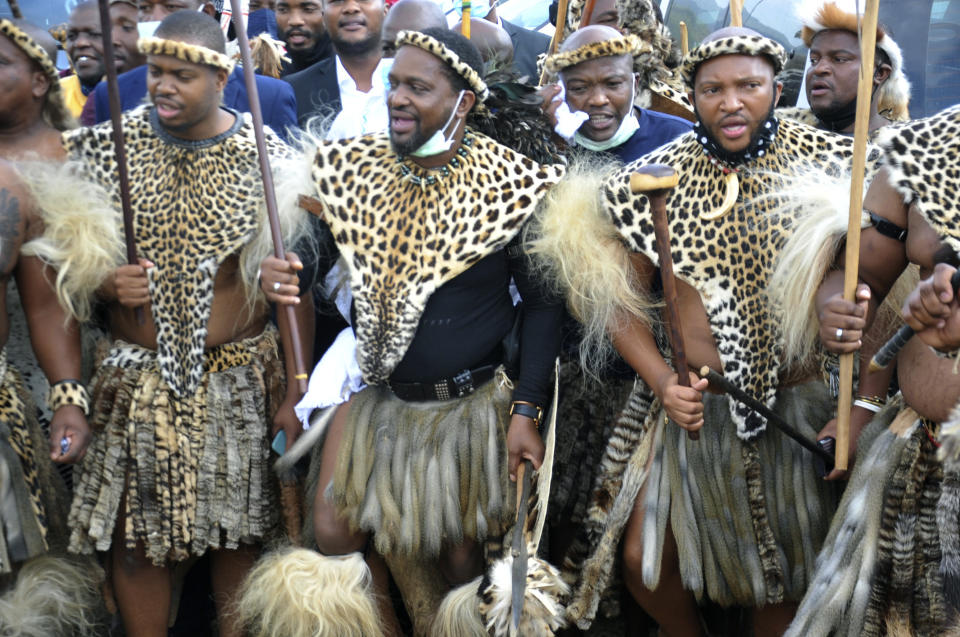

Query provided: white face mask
[573,74,640,152]
[410,90,466,158]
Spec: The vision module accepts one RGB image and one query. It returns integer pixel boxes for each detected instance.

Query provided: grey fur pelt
[787,403,948,637]
[940,397,960,612]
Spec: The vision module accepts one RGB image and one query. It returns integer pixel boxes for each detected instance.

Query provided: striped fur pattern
[561,382,655,627]
[68,328,285,566]
[786,404,949,636]
[940,397,960,611]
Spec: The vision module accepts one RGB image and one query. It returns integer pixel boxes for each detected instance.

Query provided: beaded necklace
[397,134,474,187]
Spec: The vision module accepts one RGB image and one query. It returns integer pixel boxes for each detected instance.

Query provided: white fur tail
[0,555,107,637]
[236,548,382,637]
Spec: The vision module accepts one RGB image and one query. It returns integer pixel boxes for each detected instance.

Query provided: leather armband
[867,209,907,242]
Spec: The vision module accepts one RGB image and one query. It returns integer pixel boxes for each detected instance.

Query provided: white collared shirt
[325,56,392,140]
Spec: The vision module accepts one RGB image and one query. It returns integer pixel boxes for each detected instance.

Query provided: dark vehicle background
[661,0,960,117]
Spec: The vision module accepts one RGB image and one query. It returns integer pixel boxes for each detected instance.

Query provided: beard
[693,94,778,165]
[389,118,426,156]
[332,31,380,57]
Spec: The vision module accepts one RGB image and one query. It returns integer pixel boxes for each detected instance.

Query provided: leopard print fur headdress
[0,19,63,99]
[544,34,655,73]
[395,30,490,103]
[679,34,786,88]
[139,36,236,74]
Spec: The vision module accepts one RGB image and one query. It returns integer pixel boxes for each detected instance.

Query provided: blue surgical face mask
[410,90,466,158]
[573,74,640,152]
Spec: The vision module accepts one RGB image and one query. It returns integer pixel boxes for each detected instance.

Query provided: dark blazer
[501,19,551,82]
[92,65,298,141]
[283,56,341,127]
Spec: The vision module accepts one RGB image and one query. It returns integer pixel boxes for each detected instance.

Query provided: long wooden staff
[578,0,598,29]
[729,0,743,27]
[96,0,141,324]
[631,165,698,441]
[538,0,569,85]
[461,0,471,38]
[228,0,309,393]
[679,21,689,57]
[5,0,21,19]
[835,0,880,471]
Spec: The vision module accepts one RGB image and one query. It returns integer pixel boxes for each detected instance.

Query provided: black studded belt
[388,364,497,402]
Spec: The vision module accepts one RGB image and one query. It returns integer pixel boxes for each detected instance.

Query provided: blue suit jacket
[92,66,298,141]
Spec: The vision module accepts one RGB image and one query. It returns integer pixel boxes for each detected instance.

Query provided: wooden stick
[538,0,569,85]
[729,0,743,27]
[679,21,689,57]
[631,166,698,441]
[836,0,880,471]
[229,0,309,393]
[6,0,21,19]
[461,0,471,38]
[96,0,142,324]
[578,0,598,29]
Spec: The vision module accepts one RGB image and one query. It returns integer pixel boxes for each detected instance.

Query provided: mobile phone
[271,430,286,456]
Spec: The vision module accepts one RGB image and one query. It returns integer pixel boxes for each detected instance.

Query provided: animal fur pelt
[479,555,569,636]
[0,555,107,637]
[235,548,382,637]
[786,404,947,637]
[940,397,960,612]
[431,577,487,637]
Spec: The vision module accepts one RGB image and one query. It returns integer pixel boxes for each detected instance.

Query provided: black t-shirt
[317,224,561,407]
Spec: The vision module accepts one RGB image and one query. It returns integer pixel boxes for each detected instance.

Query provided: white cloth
[325,56,392,141]
[552,82,589,141]
[295,327,367,429]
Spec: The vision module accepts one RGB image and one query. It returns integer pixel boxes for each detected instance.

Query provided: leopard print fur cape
[603,117,876,439]
[308,130,565,383]
[58,105,290,397]
[877,103,960,255]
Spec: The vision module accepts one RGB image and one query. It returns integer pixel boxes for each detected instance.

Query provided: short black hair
[416,26,484,95]
[154,10,226,54]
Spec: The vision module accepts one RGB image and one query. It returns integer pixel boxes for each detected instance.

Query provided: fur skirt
[307,369,514,558]
[787,401,948,637]
[68,326,285,566]
[639,381,839,607]
[0,351,69,576]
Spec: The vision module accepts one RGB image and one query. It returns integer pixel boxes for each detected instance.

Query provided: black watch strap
[867,209,907,242]
[510,401,542,422]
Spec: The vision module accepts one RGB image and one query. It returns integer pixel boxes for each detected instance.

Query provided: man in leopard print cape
[531,25,878,635]
[249,26,567,637]
[22,11,313,637]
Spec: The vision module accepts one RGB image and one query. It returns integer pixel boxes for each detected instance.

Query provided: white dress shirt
[325,56,392,140]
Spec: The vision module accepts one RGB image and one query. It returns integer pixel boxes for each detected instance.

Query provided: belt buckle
[452,369,474,397]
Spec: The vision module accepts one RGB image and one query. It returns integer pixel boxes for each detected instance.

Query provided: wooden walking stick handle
[631,165,698,441]
[229,0,309,393]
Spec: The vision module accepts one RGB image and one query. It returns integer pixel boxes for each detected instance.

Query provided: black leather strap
[509,401,542,422]
[867,209,907,242]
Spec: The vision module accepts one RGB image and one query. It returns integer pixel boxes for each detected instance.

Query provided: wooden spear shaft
[5,0,21,19]
[578,0,598,28]
[729,0,743,27]
[679,21,689,57]
[836,0,880,471]
[538,0,569,85]
[228,0,309,393]
[96,0,142,324]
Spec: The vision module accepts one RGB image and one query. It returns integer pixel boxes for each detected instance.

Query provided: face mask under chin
[410,90,466,158]
[572,74,639,152]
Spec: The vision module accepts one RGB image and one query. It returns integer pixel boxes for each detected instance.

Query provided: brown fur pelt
[68,328,285,566]
[786,404,948,637]
[235,548,382,637]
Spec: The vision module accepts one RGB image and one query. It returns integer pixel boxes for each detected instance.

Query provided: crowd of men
[0,0,959,636]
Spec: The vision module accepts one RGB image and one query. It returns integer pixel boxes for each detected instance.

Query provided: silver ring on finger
[836,327,844,341]
[273,281,281,292]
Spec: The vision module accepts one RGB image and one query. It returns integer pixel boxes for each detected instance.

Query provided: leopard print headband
[395,30,490,103]
[139,36,236,74]
[0,19,62,92]
[544,34,653,73]
[679,34,786,88]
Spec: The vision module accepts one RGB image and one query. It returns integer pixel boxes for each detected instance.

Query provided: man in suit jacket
[89,65,298,141]
[283,0,387,129]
